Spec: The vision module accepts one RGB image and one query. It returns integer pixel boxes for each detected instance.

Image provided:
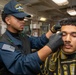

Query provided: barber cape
[41,50,76,75]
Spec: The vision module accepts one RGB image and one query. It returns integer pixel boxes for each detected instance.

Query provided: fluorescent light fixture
[52,0,69,6]
[31,15,33,17]
[40,17,46,21]
[67,9,76,16]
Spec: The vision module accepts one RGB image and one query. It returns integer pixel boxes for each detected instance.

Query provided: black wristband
[50,26,56,33]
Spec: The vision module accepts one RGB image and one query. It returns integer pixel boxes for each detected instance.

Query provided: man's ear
[5,16,11,24]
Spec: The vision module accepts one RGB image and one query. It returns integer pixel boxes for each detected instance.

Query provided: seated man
[41,17,76,75]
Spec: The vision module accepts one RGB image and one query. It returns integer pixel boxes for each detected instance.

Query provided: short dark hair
[1,11,8,23]
[60,17,76,26]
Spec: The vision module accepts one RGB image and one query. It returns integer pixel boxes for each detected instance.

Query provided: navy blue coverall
[0,30,48,74]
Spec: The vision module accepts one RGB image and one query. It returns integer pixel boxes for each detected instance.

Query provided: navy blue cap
[3,0,30,18]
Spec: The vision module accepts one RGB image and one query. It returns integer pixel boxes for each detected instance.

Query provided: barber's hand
[51,22,61,33]
[47,32,64,52]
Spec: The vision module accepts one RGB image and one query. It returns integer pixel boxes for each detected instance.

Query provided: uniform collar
[6,30,22,46]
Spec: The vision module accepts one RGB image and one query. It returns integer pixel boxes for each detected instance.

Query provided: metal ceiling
[0,0,76,22]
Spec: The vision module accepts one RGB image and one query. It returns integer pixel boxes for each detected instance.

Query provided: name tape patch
[2,44,15,52]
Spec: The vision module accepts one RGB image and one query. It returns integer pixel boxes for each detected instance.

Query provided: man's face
[5,15,25,33]
[61,25,76,54]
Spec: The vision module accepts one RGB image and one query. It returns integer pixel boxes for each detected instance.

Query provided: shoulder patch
[2,44,15,52]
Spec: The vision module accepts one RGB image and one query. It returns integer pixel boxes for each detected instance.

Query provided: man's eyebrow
[61,31,76,34]
[71,32,76,34]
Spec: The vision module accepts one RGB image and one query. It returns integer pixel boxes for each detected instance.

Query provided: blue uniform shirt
[0,30,49,74]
